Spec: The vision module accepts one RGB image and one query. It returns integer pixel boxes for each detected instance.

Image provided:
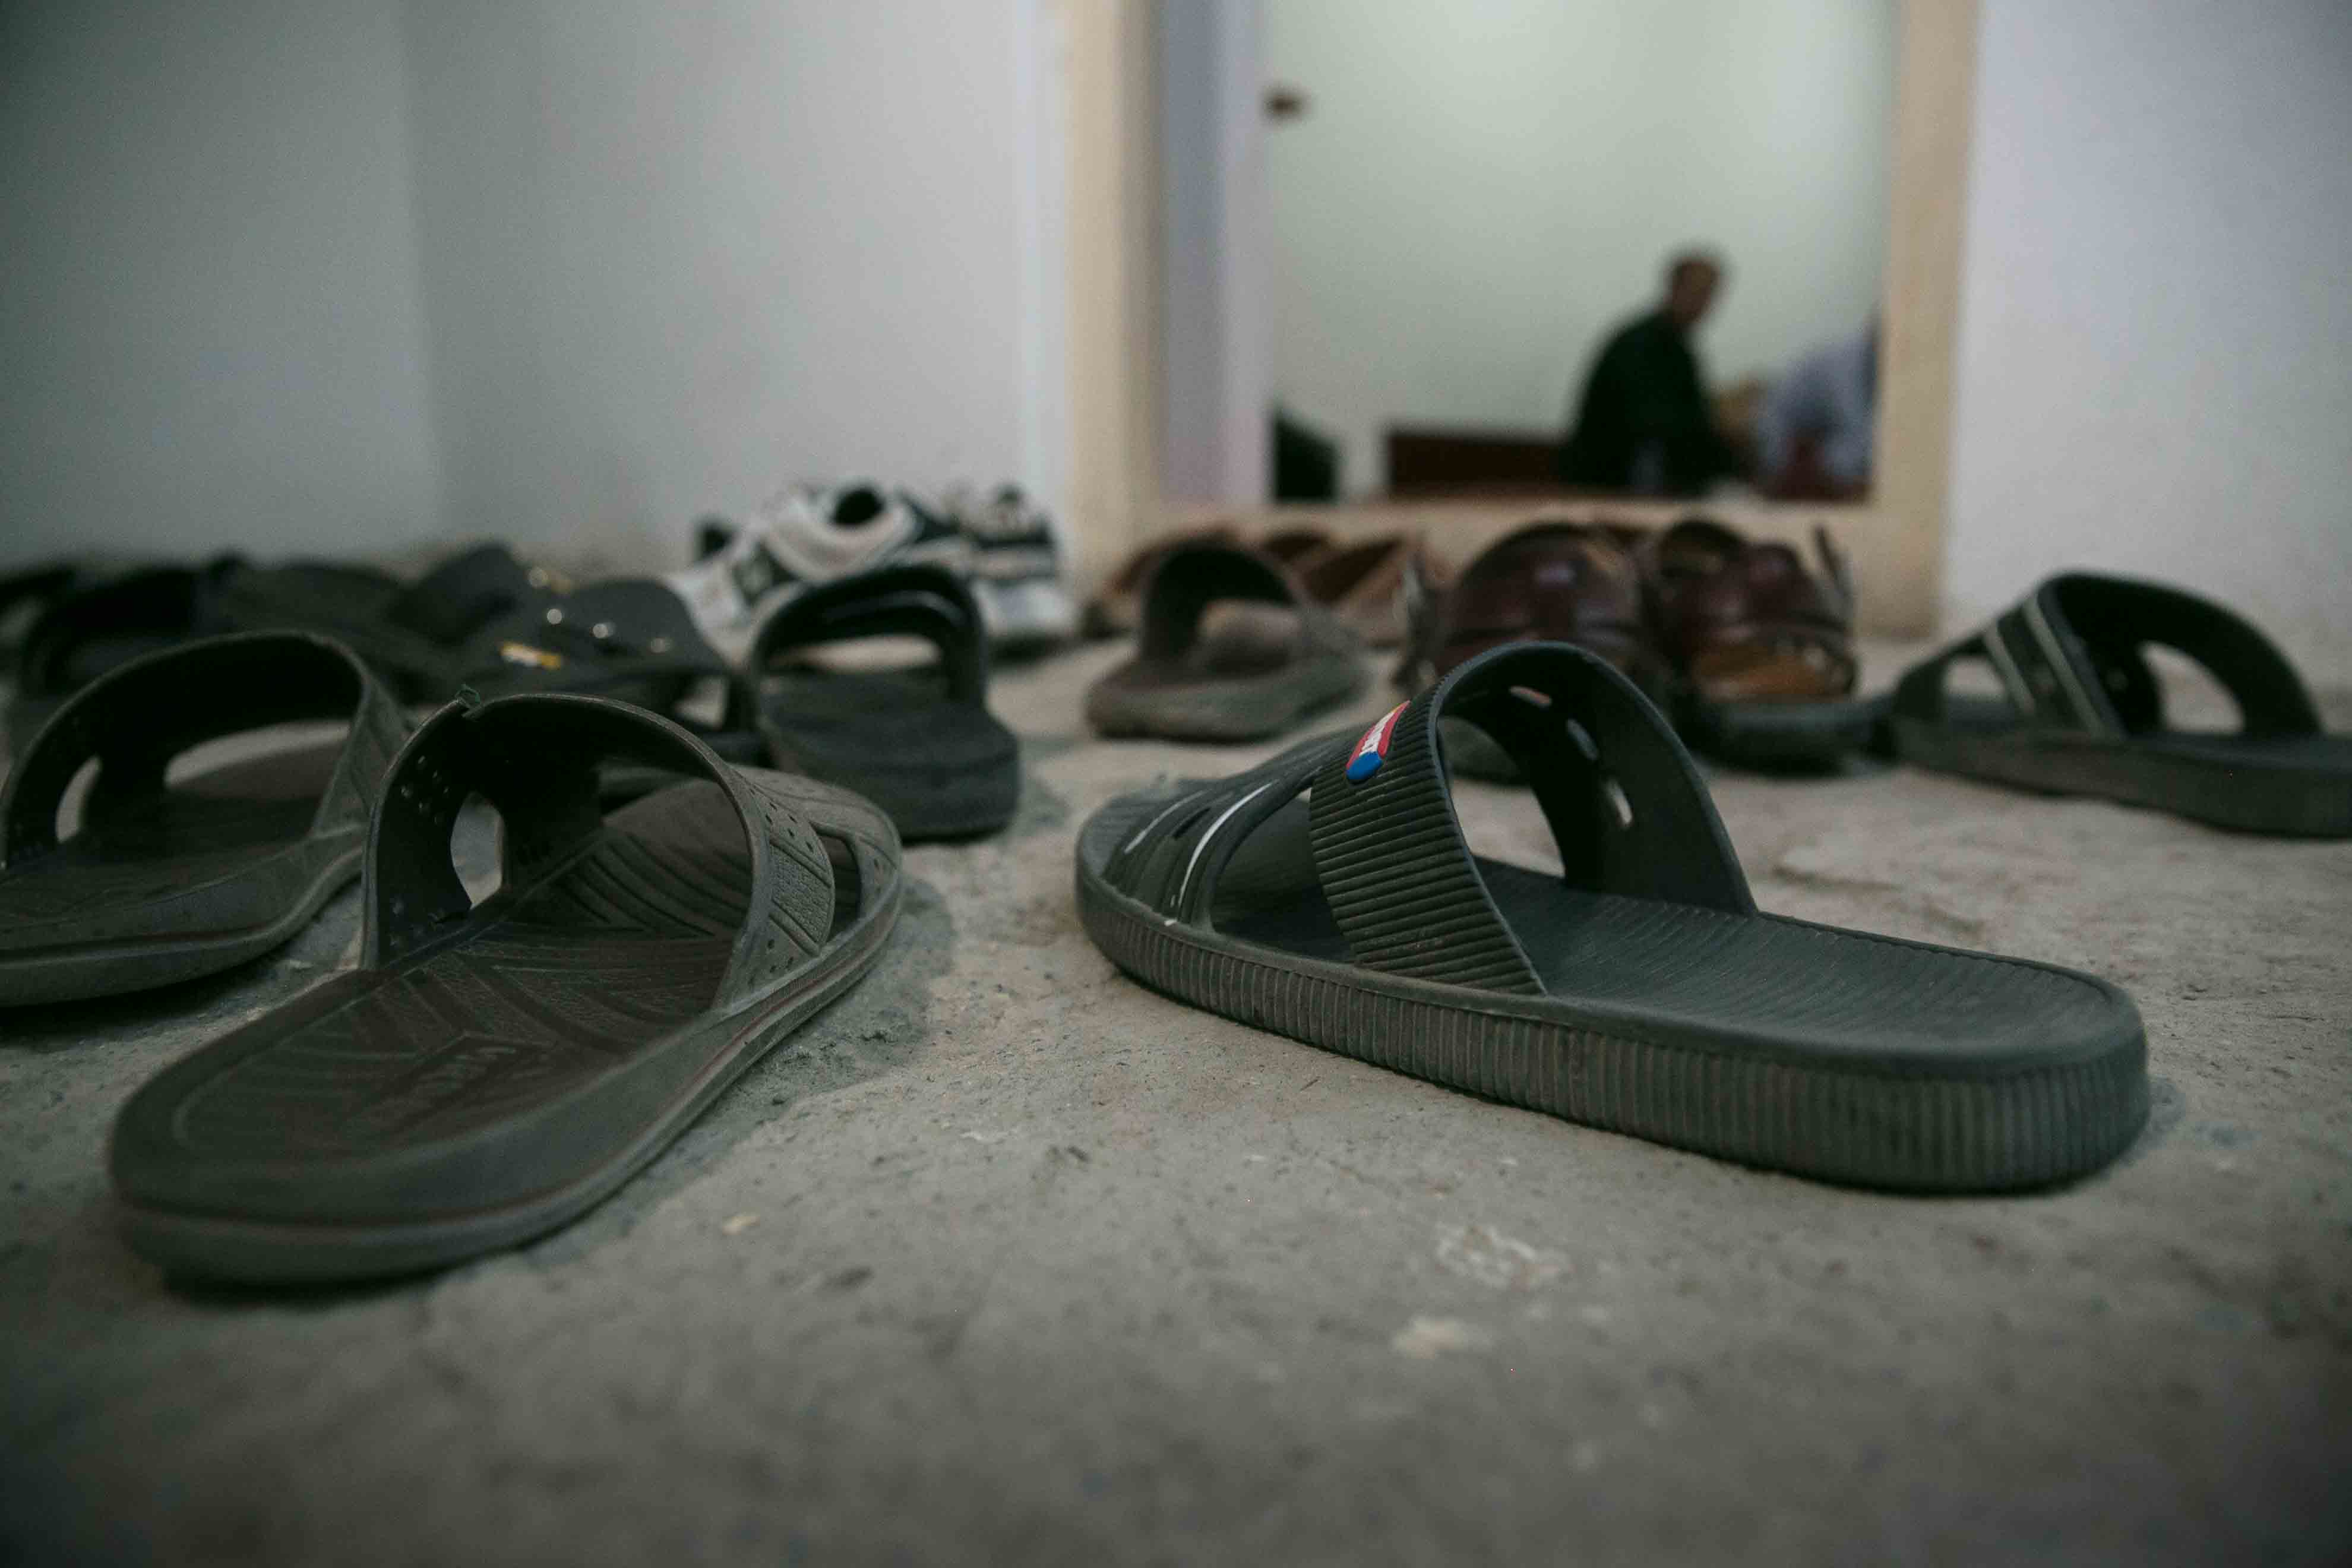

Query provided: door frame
[1055,0,1980,636]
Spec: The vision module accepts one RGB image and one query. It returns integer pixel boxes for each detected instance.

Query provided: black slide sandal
[741,563,1020,842]
[213,544,543,700]
[225,549,763,777]
[1085,541,1365,742]
[0,561,84,675]
[1889,573,2352,836]
[7,545,536,742]
[108,692,902,1283]
[5,560,241,751]
[1077,642,2148,1191]
[1,633,407,1007]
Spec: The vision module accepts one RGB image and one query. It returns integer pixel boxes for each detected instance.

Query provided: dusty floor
[2,640,2348,1566]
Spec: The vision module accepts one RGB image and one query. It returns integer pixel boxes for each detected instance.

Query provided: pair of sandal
[1885,573,2352,837]
[669,497,1031,839]
[1399,515,1877,772]
[1080,578,2348,1191]
[7,544,755,762]
[1083,540,1370,742]
[1,631,904,1282]
[1085,528,1417,647]
[679,480,1080,657]
[17,543,1027,845]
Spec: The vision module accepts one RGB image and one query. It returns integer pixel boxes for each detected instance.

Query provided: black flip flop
[1889,573,2352,837]
[1085,541,1365,742]
[1,633,407,1006]
[740,564,1019,842]
[1077,641,2148,1191]
[109,691,903,1282]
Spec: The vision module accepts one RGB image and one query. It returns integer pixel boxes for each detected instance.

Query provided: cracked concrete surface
[2,642,2348,1565]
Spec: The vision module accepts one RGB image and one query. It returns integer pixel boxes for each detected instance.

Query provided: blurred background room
[4,0,2346,670]
[4,4,2351,1563]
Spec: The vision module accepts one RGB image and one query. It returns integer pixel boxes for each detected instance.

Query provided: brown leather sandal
[1081,526,1238,640]
[1396,521,1667,779]
[1645,516,1876,769]
[1293,532,1416,649]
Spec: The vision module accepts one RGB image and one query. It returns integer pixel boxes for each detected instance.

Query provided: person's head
[1662,250,1724,329]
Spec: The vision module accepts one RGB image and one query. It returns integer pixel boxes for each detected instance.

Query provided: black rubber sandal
[0,560,84,676]
[1889,573,2352,837]
[0,633,407,1006]
[8,545,542,739]
[1085,541,1366,742]
[739,564,1020,842]
[223,549,763,781]
[1077,641,2148,1191]
[6,559,241,753]
[208,544,543,698]
[108,691,903,1283]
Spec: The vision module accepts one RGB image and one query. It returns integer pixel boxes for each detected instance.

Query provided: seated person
[1558,251,1740,497]
[1756,318,1878,500]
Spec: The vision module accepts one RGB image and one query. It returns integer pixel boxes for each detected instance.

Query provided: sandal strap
[1307,642,1751,994]
[365,694,836,1008]
[13,559,241,703]
[1136,542,1301,664]
[741,562,989,707]
[2,631,403,867]
[1894,573,2318,738]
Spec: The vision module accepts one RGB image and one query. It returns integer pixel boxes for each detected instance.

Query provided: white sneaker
[667,481,969,664]
[946,483,1077,649]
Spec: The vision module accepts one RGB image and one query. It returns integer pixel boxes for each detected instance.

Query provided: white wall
[1,1,1061,571]
[401,0,1054,567]
[1945,0,2352,685]
[0,0,444,561]
[1262,0,1898,494]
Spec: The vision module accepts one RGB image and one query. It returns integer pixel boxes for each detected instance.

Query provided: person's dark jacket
[1558,309,1735,495]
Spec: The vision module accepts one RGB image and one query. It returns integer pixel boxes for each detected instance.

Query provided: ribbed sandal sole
[1077,854,2148,1193]
[1086,653,1366,743]
[114,881,895,1283]
[1892,714,2352,838]
[2,846,361,1007]
[1681,692,1881,772]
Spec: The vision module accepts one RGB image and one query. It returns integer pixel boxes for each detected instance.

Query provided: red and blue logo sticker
[1346,702,1409,782]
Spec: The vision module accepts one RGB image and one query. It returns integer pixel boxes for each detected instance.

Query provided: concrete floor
[2,641,2348,1566]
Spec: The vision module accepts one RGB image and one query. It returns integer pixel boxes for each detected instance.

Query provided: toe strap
[366,693,839,1006]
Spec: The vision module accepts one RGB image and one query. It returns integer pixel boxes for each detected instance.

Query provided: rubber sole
[0,739,369,1007]
[110,772,903,1284]
[1086,652,1366,743]
[1077,837,2148,1193]
[1892,712,2352,837]
[0,845,361,1007]
[113,876,896,1284]
[761,670,1021,842]
[1446,694,1880,779]
[1680,691,1881,772]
